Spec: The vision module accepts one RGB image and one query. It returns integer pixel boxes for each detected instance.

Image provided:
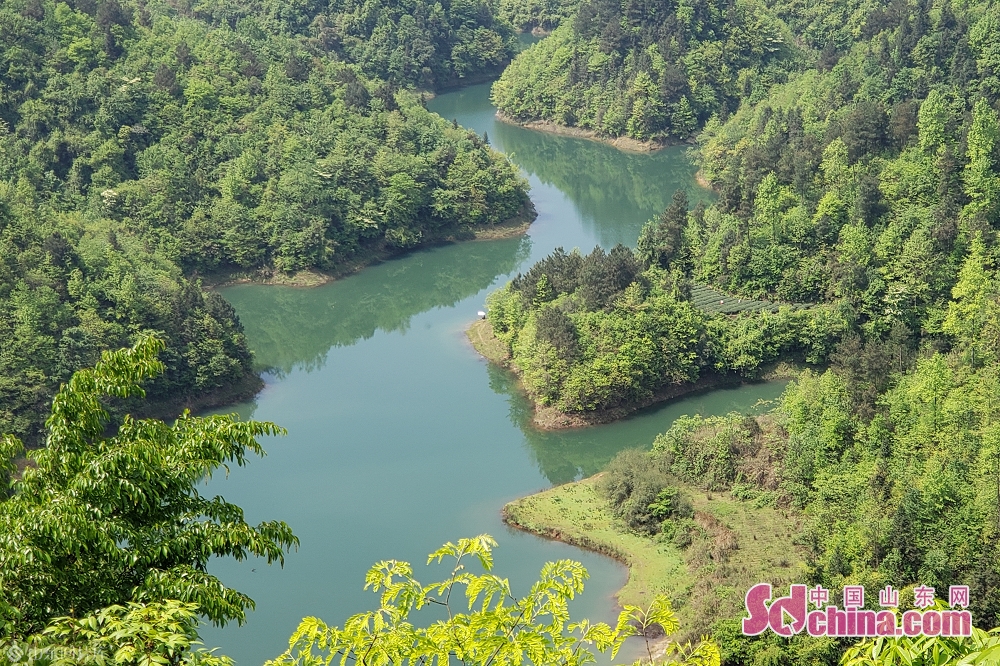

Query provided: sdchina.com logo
[742,583,973,638]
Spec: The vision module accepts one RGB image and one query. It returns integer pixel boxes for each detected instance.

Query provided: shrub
[601,448,692,535]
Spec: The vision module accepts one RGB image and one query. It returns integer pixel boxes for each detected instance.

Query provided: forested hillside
[591,337,1000,664]
[491,0,797,141]
[693,0,999,321]
[497,0,576,33]
[485,240,847,416]
[0,0,530,442]
[488,0,1000,425]
[319,0,518,87]
[482,0,1000,660]
[0,194,256,444]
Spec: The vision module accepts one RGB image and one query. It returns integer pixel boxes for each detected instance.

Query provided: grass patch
[503,475,808,641]
[467,319,510,366]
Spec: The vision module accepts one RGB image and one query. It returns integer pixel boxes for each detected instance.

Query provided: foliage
[0,335,297,637]
[0,0,529,273]
[16,601,233,666]
[568,238,1000,660]
[319,0,518,88]
[637,190,688,270]
[489,244,711,412]
[841,624,1000,665]
[691,0,1000,334]
[484,0,1000,663]
[486,241,848,414]
[601,448,692,535]
[0,0,530,439]
[647,344,1000,661]
[0,189,256,445]
[491,0,797,141]
[267,535,721,666]
[498,0,578,32]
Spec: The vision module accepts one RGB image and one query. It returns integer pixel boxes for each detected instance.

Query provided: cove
[200,82,787,663]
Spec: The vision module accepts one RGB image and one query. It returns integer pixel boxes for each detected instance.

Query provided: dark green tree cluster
[491,0,797,141]
[0,192,256,445]
[487,245,710,412]
[692,0,1000,331]
[0,0,530,440]
[496,0,577,33]
[124,0,522,90]
[319,0,518,88]
[486,243,847,414]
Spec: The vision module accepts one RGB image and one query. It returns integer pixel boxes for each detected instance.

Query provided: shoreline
[140,371,265,421]
[532,373,743,429]
[201,202,536,290]
[694,170,712,190]
[495,111,676,153]
[466,319,796,430]
[502,470,809,644]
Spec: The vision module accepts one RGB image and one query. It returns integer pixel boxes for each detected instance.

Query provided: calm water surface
[201,82,785,663]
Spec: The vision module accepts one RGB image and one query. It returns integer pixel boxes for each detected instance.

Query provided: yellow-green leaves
[27,601,233,666]
[270,536,719,666]
[841,626,1000,666]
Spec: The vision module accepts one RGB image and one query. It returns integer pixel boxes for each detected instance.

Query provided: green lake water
[201,82,787,663]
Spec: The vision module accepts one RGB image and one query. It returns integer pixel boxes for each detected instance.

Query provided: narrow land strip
[503,475,809,641]
[466,318,798,430]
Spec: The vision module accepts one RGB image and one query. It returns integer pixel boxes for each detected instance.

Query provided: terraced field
[690,284,806,314]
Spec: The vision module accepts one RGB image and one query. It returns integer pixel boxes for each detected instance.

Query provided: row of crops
[689,283,809,314]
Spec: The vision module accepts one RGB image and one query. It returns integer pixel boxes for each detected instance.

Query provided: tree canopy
[0,334,297,638]
[0,0,531,442]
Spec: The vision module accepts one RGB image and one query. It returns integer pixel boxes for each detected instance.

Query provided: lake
[201,81,787,663]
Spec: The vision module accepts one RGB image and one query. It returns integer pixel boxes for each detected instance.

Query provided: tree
[637,190,688,270]
[268,535,721,666]
[917,89,950,153]
[0,335,298,638]
[943,238,995,362]
[19,601,234,666]
[841,620,1000,665]
[964,98,1000,222]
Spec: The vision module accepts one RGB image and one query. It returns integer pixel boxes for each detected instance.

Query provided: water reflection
[493,126,707,247]
[428,83,713,250]
[487,364,789,485]
[222,236,530,374]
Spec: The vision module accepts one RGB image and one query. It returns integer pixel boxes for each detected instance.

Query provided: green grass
[467,318,510,366]
[504,476,809,639]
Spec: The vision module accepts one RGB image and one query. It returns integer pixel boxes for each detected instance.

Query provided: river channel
[201,82,788,663]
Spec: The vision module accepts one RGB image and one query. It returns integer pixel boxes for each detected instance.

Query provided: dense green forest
[481,0,1000,662]
[485,212,847,414]
[491,0,796,141]
[497,0,576,33]
[0,0,530,442]
[489,0,1000,435]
